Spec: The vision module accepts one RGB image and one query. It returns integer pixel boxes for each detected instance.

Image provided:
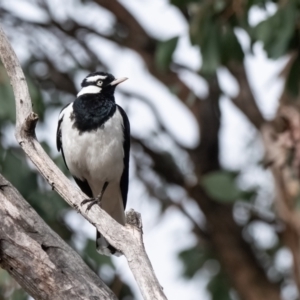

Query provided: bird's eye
[97,80,103,86]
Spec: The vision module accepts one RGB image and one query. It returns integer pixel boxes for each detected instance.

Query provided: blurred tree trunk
[187,78,281,300]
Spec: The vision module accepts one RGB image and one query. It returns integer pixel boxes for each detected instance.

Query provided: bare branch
[228,62,265,129]
[0,25,167,300]
[261,112,300,292]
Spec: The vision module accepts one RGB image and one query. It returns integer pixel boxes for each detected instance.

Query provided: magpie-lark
[56,72,130,256]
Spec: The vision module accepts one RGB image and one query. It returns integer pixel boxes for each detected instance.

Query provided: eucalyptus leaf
[207,271,231,300]
[220,26,244,64]
[286,56,300,97]
[0,66,15,122]
[170,0,195,7]
[201,170,242,202]
[155,36,179,71]
[179,246,213,278]
[254,1,297,59]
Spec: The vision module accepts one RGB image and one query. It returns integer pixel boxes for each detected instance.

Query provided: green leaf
[0,65,15,123]
[207,271,231,300]
[286,55,300,97]
[11,289,28,300]
[220,26,244,64]
[0,269,27,300]
[178,246,213,278]
[190,12,222,74]
[170,0,195,8]
[0,147,38,198]
[254,1,297,58]
[155,36,179,71]
[240,188,257,202]
[201,170,242,202]
[200,24,221,73]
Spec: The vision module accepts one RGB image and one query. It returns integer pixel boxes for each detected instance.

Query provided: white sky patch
[173,35,202,71]
[119,0,187,39]
[245,42,288,119]
[127,98,159,137]
[65,210,96,241]
[72,0,116,34]
[1,0,50,23]
[217,67,239,98]
[275,247,293,273]
[124,72,200,148]
[248,221,278,249]
[235,28,251,52]
[282,284,298,300]
[178,69,209,99]
[248,2,278,27]
[219,96,257,170]
[44,0,69,22]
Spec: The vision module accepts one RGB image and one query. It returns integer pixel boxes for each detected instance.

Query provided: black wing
[56,103,71,155]
[56,104,69,169]
[56,103,93,198]
[73,177,93,198]
[117,105,130,209]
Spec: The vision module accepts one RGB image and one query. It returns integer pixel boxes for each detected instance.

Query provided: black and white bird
[56,72,130,256]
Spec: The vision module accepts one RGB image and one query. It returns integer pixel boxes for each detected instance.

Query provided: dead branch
[0,174,117,300]
[228,62,265,129]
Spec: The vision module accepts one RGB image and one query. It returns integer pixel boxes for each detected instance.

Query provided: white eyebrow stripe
[86,75,107,82]
[77,85,102,97]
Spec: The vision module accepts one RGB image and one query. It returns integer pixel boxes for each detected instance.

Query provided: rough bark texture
[0,24,167,300]
[0,174,117,300]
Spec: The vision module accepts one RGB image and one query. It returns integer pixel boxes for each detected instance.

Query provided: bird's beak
[110,77,128,86]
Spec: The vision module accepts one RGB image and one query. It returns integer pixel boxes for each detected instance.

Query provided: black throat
[72,93,116,132]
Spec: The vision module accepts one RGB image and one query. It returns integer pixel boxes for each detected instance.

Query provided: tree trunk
[0,173,117,300]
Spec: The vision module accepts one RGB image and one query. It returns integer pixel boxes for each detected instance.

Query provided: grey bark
[0,174,117,300]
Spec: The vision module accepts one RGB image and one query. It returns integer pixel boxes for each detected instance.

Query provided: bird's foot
[81,196,101,212]
[80,182,108,212]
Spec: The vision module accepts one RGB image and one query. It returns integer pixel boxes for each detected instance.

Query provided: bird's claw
[80,197,101,212]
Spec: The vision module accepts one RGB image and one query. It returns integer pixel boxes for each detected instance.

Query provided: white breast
[60,103,125,195]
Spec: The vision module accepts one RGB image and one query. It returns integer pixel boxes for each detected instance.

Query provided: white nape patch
[77,85,101,97]
[86,75,107,82]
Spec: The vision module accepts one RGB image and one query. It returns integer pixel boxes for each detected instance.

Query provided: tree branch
[0,25,167,300]
[228,62,265,129]
[0,173,117,300]
[261,109,300,293]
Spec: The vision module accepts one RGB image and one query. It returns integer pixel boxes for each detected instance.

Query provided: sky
[0,0,295,299]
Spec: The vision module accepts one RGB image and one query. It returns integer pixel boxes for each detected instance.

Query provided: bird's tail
[96,231,122,256]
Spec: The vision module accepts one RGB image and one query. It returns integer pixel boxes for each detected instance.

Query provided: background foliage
[0,0,300,299]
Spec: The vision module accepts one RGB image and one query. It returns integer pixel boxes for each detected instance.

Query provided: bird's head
[77,72,128,98]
